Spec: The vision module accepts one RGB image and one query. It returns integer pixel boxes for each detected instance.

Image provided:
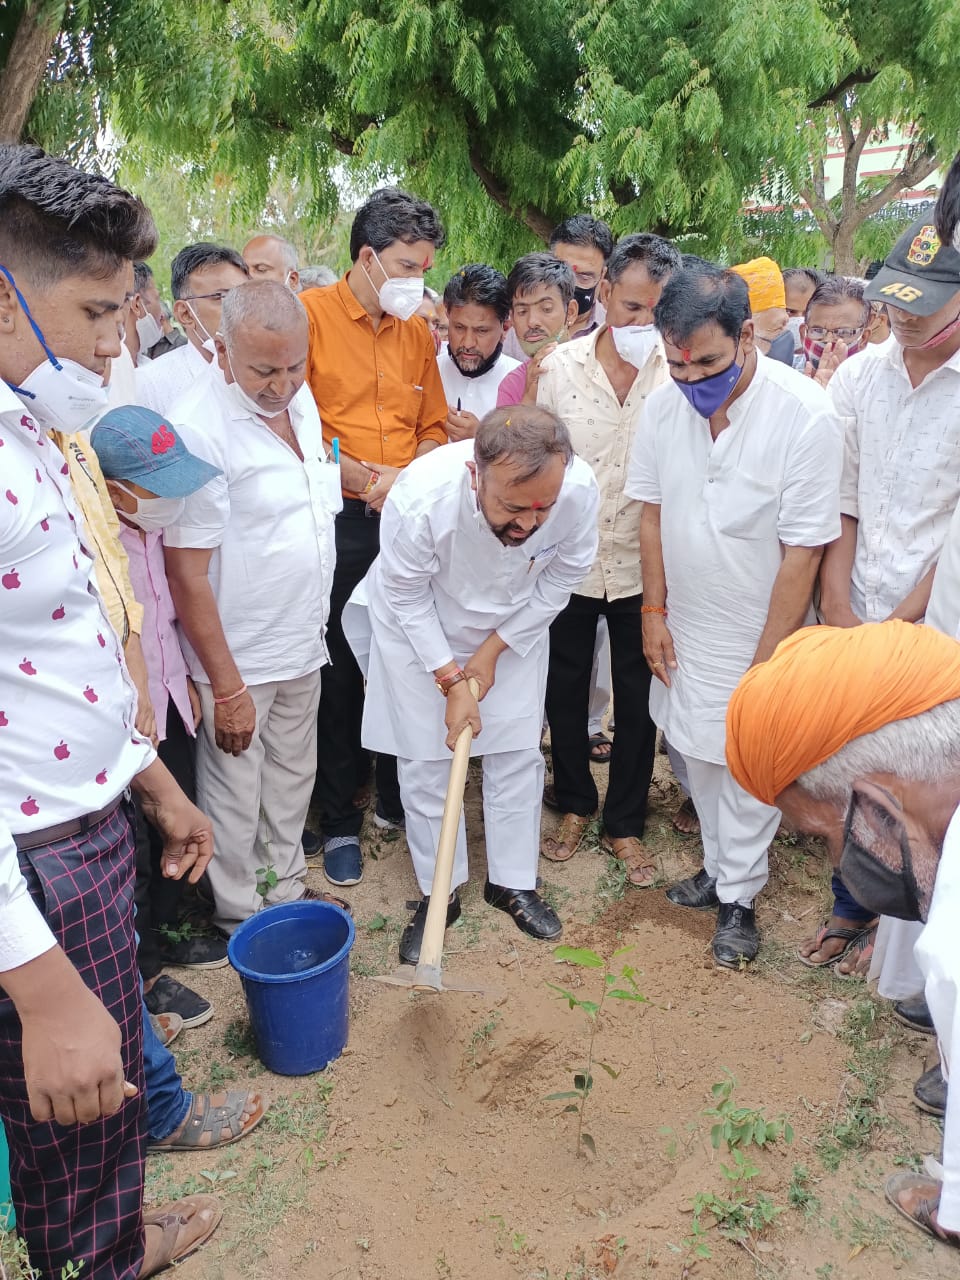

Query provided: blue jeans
[831,872,875,925]
[142,996,191,1142]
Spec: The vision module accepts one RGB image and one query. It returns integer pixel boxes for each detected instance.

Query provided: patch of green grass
[465,1012,501,1066]
[816,998,892,1171]
[787,1163,820,1217]
[539,878,573,914]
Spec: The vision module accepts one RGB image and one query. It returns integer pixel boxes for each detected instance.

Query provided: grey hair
[474,405,573,484]
[798,698,960,805]
[247,233,298,271]
[299,264,337,289]
[219,280,307,344]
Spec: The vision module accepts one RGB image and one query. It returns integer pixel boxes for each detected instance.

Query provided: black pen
[457,397,461,412]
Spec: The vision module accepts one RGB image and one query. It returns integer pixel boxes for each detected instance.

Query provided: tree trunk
[831,220,859,276]
[0,1,66,142]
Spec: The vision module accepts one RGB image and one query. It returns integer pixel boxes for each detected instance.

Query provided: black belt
[13,795,125,852]
[339,498,380,519]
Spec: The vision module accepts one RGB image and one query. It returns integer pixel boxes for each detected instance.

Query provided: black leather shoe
[893,993,935,1035]
[914,1063,947,1117]
[712,903,760,968]
[483,880,562,940]
[666,868,719,910]
[398,893,462,965]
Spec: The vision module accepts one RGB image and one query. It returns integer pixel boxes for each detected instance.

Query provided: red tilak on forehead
[681,347,692,362]
[531,500,543,510]
[422,257,430,270]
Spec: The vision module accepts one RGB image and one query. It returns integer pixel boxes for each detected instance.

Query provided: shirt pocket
[707,470,780,542]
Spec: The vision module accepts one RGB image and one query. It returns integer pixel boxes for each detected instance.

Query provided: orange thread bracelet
[214,683,247,705]
[641,605,668,616]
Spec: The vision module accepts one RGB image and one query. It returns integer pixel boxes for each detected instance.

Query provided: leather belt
[339,498,379,518]
[13,795,125,852]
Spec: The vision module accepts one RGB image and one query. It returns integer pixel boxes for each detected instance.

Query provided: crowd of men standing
[3,135,960,1277]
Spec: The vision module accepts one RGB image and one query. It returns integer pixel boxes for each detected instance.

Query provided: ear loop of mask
[0,263,63,394]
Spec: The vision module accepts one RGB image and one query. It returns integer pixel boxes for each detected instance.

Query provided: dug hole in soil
[156,756,954,1280]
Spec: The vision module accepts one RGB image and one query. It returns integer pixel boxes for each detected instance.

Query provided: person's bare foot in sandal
[604,835,657,887]
[149,1088,267,1152]
[797,915,877,968]
[835,923,877,977]
[885,1172,960,1247]
[541,812,594,862]
[588,732,613,763]
[671,796,700,836]
[139,1194,223,1277]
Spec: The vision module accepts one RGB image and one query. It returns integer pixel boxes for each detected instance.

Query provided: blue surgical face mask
[672,354,742,418]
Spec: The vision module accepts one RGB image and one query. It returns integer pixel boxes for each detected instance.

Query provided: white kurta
[914,805,960,1229]
[626,354,843,763]
[343,441,600,761]
[437,349,520,420]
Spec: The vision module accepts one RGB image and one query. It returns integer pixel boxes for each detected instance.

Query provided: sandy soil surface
[148,754,956,1280]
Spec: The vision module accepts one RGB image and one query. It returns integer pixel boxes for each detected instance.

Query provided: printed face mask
[113,483,185,532]
[672,355,742,418]
[363,250,424,321]
[802,333,865,371]
[573,283,598,316]
[609,323,659,369]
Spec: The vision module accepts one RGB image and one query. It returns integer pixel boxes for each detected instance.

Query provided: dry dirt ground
[119,755,960,1278]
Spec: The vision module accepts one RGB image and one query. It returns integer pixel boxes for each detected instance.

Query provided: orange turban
[726,621,960,805]
[730,257,786,313]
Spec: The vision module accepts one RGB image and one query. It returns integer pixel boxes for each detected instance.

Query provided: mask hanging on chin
[609,323,659,369]
[135,310,163,352]
[113,483,185,532]
[573,283,597,317]
[518,328,568,359]
[185,303,217,356]
[362,250,424,322]
[449,341,504,379]
[672,356,742,418]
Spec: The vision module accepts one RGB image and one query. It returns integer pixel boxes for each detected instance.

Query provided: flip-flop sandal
[148,1089,267,1152]
[796,922,875,969]
[671,796,700,836]
[834,929,876,979]
[588,733,613,763]
[540,811,594,863]
[141,1194,223,1276]
[885,1172,960,1246]
[603,835,657,887]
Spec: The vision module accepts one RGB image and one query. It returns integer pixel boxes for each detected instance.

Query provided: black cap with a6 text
[864,216,960,316]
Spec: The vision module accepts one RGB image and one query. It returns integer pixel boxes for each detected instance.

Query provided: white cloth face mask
[221,351,289,420]
[135,309,163,351]
[113,483,186,532]
[364,250,424,321]
[609,323,659,369]
[186,303,217,355]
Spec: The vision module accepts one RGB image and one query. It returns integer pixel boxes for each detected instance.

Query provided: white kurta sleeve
[776,410,843,547]
[377,501,457,673]
[828,362,861,520]
[0,816,57,973]
[496,481,601,657]
[624,407,662,503]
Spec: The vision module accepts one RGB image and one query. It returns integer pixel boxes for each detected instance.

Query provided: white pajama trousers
[682,753,780,906]
[196,669,323,933]
[398,748,544,896]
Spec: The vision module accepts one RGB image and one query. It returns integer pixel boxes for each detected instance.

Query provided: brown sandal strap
[604,836,656,885]
[541,812,592,862]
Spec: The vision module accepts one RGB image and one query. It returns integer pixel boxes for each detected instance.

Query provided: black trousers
[545,591,657,837]
[313,504,401,837]
[134,700,196,980]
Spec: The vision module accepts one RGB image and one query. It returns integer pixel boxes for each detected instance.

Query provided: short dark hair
[506,253,575,307]
[654,264,750,346]
[936,149,960,250]
[0,144,157,288]
[474,405,573,482]
[442,263,510,323]
[549,214,614,261]
[133,261,153,293]
[783,267,823,291]
[170,243,249,299]
[349,187,445,261]
[606,233,681,286]
[804,276,870,327]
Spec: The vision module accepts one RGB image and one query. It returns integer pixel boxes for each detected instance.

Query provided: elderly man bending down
[344,407,599,961]
[164,282,339,932]
[727,621,960,1251]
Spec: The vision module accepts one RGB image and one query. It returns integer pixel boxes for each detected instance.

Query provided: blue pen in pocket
[331,437,340,463]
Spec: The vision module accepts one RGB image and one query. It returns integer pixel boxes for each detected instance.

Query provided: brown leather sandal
[139,1194,223,1276]
[885,1172,960,1246]
[604,835,657,887]
[540,811,594,862]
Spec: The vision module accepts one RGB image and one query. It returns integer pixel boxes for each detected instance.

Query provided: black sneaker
[892,993,935,1035]
[666,868,719,910]
[373,803,405,832]
[144,974,213,1028]
[913,1063,946,1117]
[712,903,759,968]
[161,933,229,970]
[302,828,324,859]
[399,894,462,965]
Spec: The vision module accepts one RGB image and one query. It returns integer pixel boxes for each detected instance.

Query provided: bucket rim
[227,899,356,984]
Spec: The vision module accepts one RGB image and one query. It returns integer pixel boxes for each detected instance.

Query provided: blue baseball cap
[91,406,221,497]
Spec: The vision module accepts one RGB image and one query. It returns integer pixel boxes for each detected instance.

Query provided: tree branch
[806,68,878,112]
[855,152,941,221]
[0,0,67,142]
[468,146,554,241]
[800,151,836,239]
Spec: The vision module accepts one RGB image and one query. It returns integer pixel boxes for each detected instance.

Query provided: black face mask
[448,341,504,380]
[573,284,597,317]
[767,330,796,366]
[838,794,924,922]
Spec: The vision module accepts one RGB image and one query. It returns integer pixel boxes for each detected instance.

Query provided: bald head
[216,281,308,416]
[242,234,299,289]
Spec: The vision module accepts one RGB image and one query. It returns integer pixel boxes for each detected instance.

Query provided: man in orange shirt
[301,187,447,887]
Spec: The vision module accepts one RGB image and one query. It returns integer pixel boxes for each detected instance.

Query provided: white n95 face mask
[363,250,424,321]
[609,323,659,369]
[16,356,109,432]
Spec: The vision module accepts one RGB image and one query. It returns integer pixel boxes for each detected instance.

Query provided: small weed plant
[255,864,279,900]
[545,945,648,1157]
[704,1069,794,1150]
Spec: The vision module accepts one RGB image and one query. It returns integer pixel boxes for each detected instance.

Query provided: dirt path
[147,757,955,1280]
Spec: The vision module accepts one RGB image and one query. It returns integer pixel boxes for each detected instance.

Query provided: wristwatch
[436,669,466,697]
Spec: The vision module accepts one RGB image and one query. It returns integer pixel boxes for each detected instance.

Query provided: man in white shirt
[628,263,842,966]
[343,407,599,963]
[537,233,679,882]
[135,243,250,417]
[164,281,338,933]
[124,261,165,367]
[804,218,960,975]
[725,621,960,1251]
[438,263,520,439]
[0,142,220,1280]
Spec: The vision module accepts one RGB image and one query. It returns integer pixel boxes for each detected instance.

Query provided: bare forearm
[415,439,440,457]
[339,454,376,493]
[167,575,241,695]
[887,563,937,622]
[639,505,667,607]
[819,514,858,623]
[753,547,823,665]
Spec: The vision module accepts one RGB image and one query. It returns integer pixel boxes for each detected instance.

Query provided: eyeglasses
[180,290,232,303]
[806,325,865,342]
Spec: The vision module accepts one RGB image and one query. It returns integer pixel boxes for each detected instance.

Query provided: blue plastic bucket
[228,900,355,1075]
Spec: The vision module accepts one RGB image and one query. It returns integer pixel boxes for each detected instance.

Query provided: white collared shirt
[164,369,338,686]
[831,341,960,620]
[135,340,211,418]
[537,327,668,599]
[437,348,520,421]
[626,355,842,762]
[0,387,154,969]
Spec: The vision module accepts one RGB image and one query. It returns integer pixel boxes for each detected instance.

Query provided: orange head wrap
[730,257,786,313]
[726,621,960,805]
